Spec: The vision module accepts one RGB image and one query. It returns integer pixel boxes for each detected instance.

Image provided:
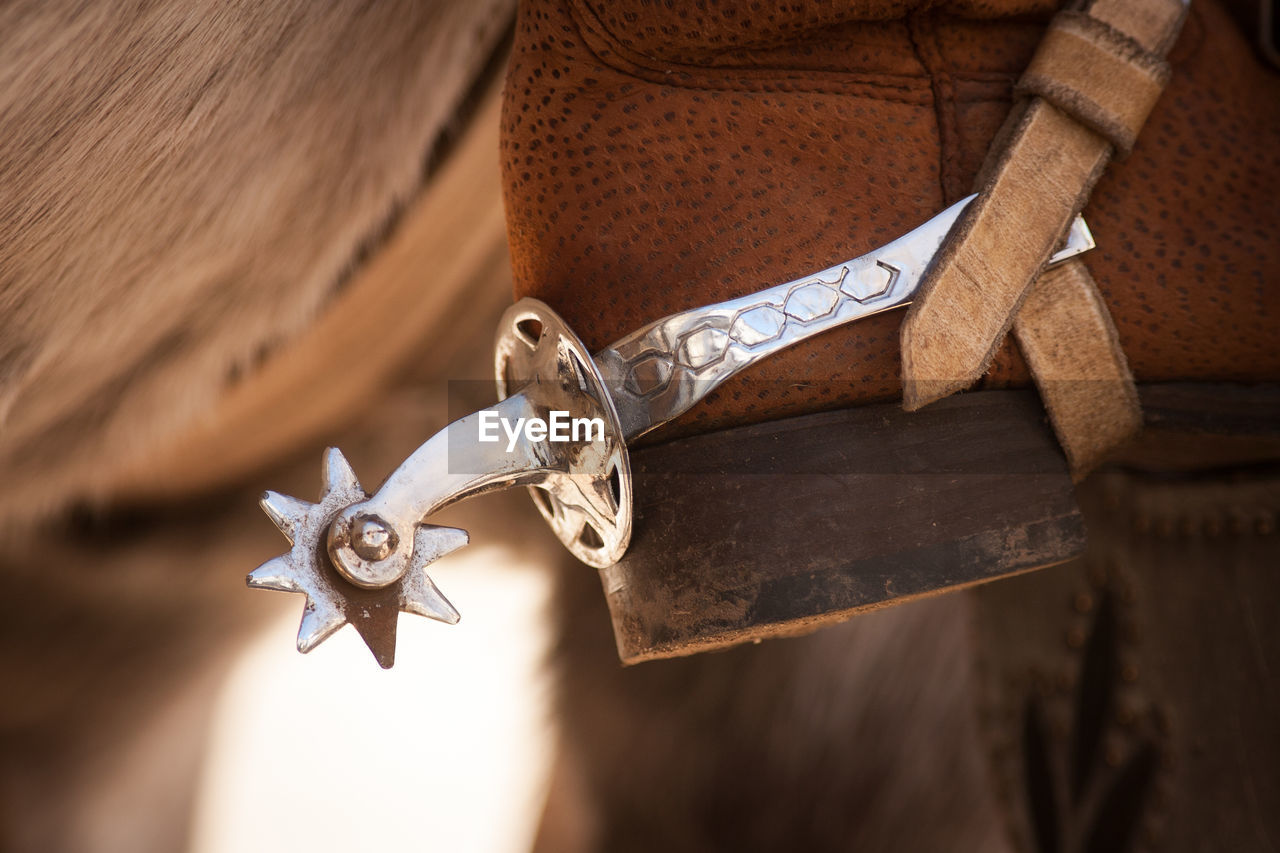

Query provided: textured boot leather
[502,0,1279,442]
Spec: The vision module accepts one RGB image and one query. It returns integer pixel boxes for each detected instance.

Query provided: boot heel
[603,389,1085,663]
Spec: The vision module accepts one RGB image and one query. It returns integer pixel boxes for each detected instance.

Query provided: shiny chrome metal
[248,448,466,668]
[322,300,632,594]
[248,196,1094,664]
[492,301,634,569]
[1053,215,1096,266]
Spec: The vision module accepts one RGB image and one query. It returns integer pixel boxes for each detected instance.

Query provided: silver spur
[247,195,1094,666]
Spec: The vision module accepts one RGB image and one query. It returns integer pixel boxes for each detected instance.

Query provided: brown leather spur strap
[901,0,1188,478]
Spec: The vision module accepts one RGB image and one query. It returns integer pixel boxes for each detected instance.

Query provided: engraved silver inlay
[730,305,787,347]
[624,354,674,396]
[842,261,899,303]
[783,280,841,321]
[676,326,730,370]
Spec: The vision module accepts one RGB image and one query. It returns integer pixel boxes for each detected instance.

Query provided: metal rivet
[351,514,398,562]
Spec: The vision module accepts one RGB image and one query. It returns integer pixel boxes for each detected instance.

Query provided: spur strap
[901,0,1189,477]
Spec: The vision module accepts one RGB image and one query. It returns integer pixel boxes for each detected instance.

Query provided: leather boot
[502,0,1279,658]
[502,1,1280,850]
[502,0,1279,421]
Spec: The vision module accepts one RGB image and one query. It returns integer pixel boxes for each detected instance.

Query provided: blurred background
[192,545,555,853]
[0,1,555,849]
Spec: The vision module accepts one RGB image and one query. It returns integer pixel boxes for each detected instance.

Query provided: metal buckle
[248,195,1095,665]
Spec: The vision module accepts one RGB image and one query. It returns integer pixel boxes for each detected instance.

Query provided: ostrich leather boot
[500,0,1279,659]
[502,1,1280,849]
[502,0,1277,420]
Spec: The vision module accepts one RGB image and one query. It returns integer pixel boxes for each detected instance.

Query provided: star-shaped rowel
[247,447,468,668]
